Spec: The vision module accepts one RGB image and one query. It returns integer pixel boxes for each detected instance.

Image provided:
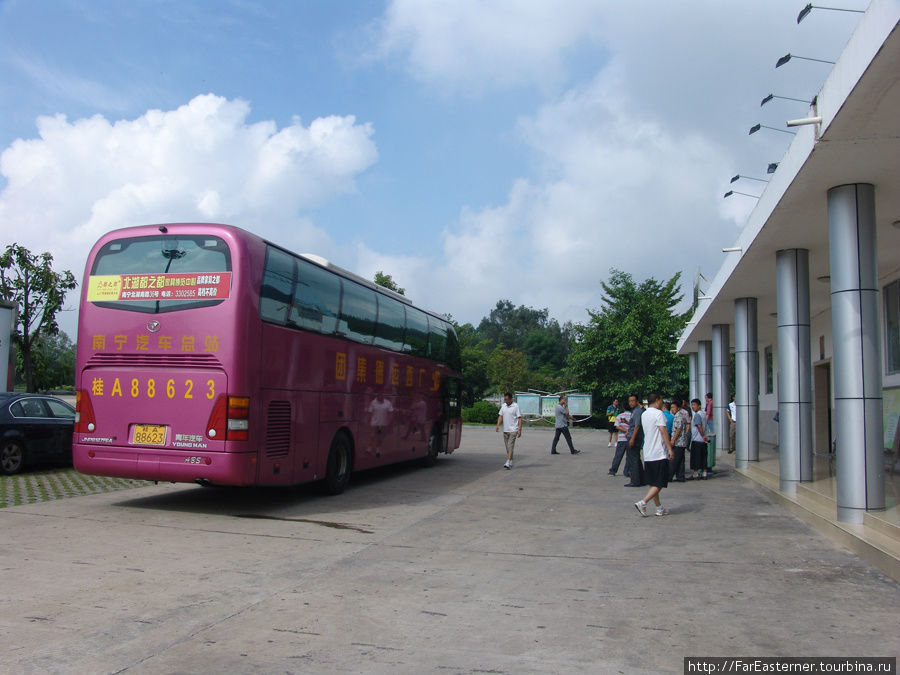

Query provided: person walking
[705,392,714,435]
[607,405,633,476]
[551,394,580,455]
[668,400,689,482]
[726,394,737,454]
[495,392,522,469]
[606,398,621,447]
[634,393,675,517]
[624,394,645,487]
[689,398,710,479]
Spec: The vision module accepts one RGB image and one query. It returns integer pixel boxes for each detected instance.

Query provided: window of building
[764,345,774,394]
[885,279,900,375]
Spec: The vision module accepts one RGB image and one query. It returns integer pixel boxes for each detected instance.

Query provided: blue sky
[0,0,869,336]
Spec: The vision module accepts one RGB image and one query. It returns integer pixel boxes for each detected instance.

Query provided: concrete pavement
[2,426,898,673]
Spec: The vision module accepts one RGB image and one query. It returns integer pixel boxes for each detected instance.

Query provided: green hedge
[462,400,499,424]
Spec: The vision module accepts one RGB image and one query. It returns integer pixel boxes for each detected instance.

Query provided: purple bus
[74,223,462,493]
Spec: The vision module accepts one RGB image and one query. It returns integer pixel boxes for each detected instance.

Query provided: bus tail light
[206,395,250,441]
[75,389,97,433]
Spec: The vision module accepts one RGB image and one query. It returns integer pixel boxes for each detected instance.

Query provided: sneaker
[504,460,510,469]
[550,450,560,455]
[655,507,669,517]
[608,442,612,447]
[571,449,581,455]
[634,500,647,516]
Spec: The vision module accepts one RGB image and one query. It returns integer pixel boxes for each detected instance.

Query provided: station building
[677,0,900,578]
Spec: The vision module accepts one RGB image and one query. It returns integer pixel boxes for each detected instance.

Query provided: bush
[462,400,499,424]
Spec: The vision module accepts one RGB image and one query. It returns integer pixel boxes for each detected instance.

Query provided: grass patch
[0,467,150,508]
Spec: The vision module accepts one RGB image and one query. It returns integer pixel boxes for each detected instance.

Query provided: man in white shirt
[634,393,675,517]
[495,392,522,469]
[726,394,737,454]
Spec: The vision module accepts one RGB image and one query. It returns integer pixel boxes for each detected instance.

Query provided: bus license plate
[132,424,167,446]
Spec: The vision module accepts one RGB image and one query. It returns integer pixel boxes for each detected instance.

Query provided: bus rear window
[88,235,231,313]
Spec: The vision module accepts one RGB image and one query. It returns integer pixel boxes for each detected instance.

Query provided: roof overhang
[678,1,900,353]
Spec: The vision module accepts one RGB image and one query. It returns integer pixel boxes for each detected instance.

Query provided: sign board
[515,393,540,416]
[566,395,592,417]
[541,396,559,417]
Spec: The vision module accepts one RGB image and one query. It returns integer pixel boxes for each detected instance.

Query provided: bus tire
[421,427,442,468]
[323,432,353,495]
[1,439,25,475]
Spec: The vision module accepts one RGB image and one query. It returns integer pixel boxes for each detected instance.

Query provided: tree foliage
[0,244,78,392]
[487,346,529,396]
[373,271,405,295]
[15,331,76,391]
[567,269,689,403]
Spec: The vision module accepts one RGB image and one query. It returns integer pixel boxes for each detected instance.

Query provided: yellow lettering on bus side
[206,379,215,399]
[375,360,384,385]
[114,335,127,351]
[158,335,172,351]
[136,335,149,351]
[131,378,139,398]
[166,379,175,398]
[392,364,400,385]
[91,377,104,396]
[181,336,195,352]
[432,370,441,391]
[111,378,122,397]
[92,335,106,350]
[203,335,219,352]
[185,380,193,399]
[335,353,347,381]
[405,366,414,387]
[147,379,156,398]
[356,357,367,383]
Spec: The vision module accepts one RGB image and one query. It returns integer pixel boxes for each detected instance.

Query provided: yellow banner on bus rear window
[86,273,231,301]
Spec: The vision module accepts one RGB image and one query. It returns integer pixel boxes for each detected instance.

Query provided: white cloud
[372,0,606,94]
[0,94,378,332]
[352,67,733,324]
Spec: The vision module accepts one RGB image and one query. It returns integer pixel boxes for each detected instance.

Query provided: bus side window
[294,259,341,334]
[446,324,461,372]
[260,247,295,326]
[427,316,447,362]
[404,307,429,358]
[373,295,406,351]
[337,280,377,345]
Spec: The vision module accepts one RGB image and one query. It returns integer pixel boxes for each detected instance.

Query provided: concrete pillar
[697,341,712,405]
[734,298,759,468]
[776,248,813,492]
[828,184,884,523]
[712,324,731,456]
[688,352,699,403]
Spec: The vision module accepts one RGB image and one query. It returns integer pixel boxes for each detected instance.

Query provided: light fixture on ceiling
[724,190,761,199]
[775,53,836,68]
[731,174,769,184]
[749,123,795,136]
[797,3,865,24]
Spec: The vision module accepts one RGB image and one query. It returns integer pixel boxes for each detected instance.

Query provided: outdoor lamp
[797,4,864,24]
[724,190,760,199]
[775,53,835,68]
[730,174,769,184]
[749,123,795,135]
[760,93,812,107]
[767,163,779,174]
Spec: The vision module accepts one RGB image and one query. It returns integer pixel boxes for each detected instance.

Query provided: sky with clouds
[0,0,869,336]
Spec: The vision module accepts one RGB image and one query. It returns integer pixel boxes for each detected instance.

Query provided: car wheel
[1,440,25,475]
[322,432,352,495]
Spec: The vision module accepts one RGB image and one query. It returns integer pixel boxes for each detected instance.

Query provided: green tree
[567,269,689,403]
[16,331,76,391]
[374,271,405,295]
[487,346,529,395]
[0,244,77,392]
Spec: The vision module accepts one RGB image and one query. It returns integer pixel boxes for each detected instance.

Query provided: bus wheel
[1,440,25,475]
[421,428,442,468]
[323,433,352,495]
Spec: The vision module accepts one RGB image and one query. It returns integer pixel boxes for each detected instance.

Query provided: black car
[0,393,75,475]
